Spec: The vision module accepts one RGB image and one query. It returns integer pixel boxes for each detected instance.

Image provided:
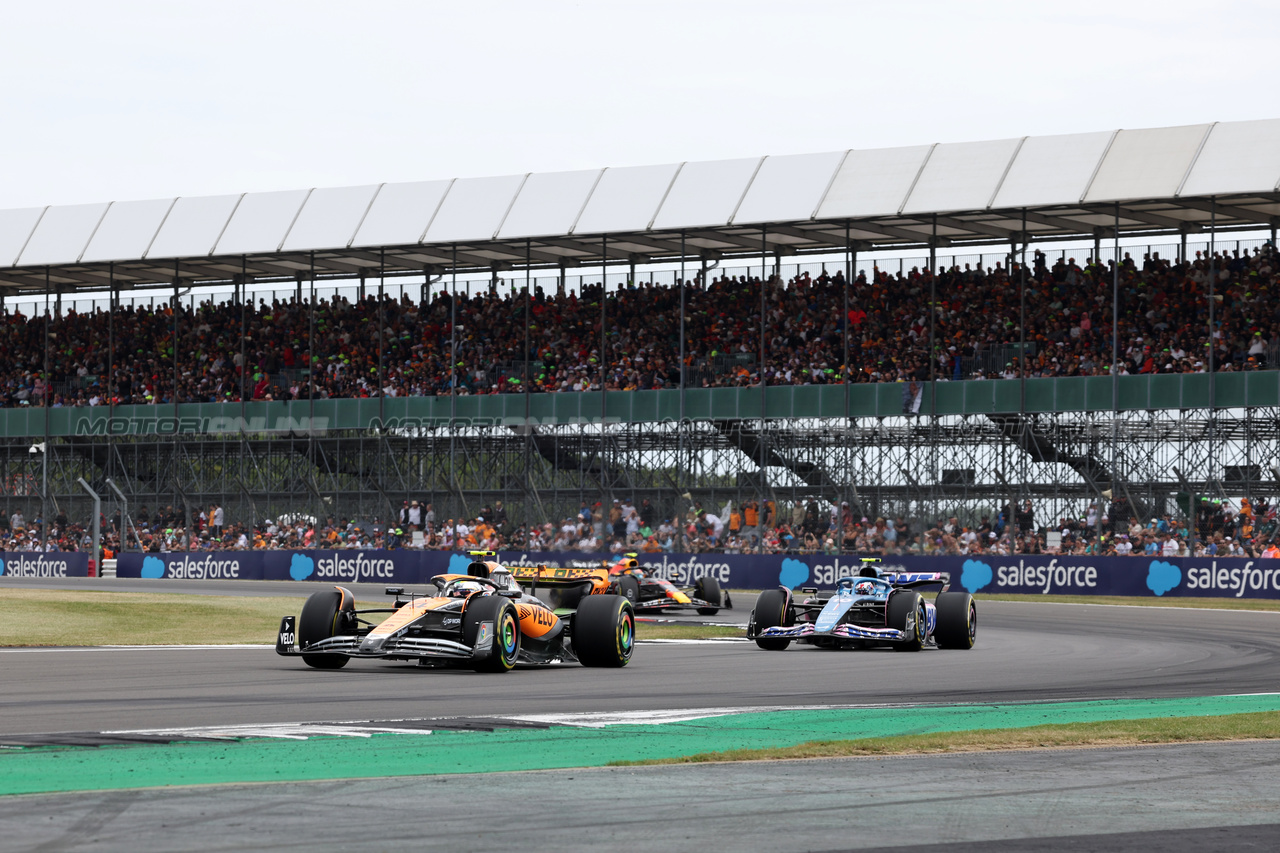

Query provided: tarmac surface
[3,585,1280,850]
[2,742,1278,851]
[2,598,1279,735]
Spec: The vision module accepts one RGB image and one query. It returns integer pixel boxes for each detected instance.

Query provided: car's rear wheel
[298,587,354,669]
[574,595,635,667]
[752,588,791,650]
[464,595,521,672]
[615,575,640,607]
[888,590,925,652]
[934,592,976,649]
[695,576,722,615]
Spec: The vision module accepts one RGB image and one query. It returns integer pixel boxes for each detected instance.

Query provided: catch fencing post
[77,478,101,577]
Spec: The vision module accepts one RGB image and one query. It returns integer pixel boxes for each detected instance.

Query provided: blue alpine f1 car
[747,563,976,651]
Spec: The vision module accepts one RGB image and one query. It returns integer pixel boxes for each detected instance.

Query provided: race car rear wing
[511,565,609,585]
[883,571,951,591]
[511,564,609,612]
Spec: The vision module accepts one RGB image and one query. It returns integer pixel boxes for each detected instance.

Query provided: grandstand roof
[3,119,1280,294]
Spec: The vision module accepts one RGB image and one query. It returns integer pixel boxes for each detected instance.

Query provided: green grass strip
[4,693,1280,796]
[615,710,1280,765]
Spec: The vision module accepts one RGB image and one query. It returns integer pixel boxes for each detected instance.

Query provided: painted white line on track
[640,638,750,644]
[979,600,1280,615]
[104,724,435,740]
[502,706,857,727]
[0,644,274,653]
[0,639,746,653]
[83,692,1280,742]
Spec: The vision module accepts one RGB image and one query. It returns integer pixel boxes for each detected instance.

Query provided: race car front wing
[275,615,496,661]
[755,623,908,642]
[634,596,720,612]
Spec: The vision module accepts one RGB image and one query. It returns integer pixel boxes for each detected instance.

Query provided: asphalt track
[4,742,1280,852]
[3,599,1279,734]
[3,591,1280,850]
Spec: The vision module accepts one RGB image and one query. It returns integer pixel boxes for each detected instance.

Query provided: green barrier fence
[5,371,1278,437]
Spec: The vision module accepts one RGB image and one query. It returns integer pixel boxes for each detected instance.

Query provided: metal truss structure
[3,405,1275,546]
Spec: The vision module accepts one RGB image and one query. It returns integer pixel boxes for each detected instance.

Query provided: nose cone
[359,635,387,653]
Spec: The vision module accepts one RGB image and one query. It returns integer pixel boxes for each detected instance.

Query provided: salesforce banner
[115,549,1280,601]
[0,551,91,578]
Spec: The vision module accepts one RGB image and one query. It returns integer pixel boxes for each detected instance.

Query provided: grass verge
[0,589,742,646]
[0,589,308,646]
[636,623,744,639]
[975,593,1280,612]
[610,710,1280,765]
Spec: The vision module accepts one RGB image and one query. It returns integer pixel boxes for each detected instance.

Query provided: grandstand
[2,119,1280,560]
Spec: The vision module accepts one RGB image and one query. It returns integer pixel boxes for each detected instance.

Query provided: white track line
[98,693,1280,739]
[0,644,274,653]
[0,638,745,653]
[979,600,1280,615]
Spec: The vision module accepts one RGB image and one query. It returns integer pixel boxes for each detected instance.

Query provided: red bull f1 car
[276,555,634,671]
[747,561,975,651]
[606,553,730,615]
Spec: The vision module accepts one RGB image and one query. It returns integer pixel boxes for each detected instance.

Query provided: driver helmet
[448,579,486,597]
[854,580,877,596]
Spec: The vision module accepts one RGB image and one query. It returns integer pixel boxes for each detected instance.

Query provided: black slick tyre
[695,576,722,615]
[752,588,791,650]
[574,594,635,667]
[887,590,925,652]
[464,595,521,672]
[298,586,354,669]
[934,592,976,649]
[615,576,640,608]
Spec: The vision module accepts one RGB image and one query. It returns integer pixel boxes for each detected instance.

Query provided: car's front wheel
[752,588,791,650]
[298,587,354,669]
[695,576,722,615]
[888,590,926,652]
[614,575,640,608]
[464,595,521,672]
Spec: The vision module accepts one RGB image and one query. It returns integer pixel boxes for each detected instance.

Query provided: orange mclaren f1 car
[275,554,634,671]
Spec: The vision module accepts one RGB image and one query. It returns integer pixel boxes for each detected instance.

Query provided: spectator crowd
[0,243,1276,408]
[6,492,1280,562]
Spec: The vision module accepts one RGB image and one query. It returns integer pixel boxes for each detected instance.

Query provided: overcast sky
[3,0,1276,208]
